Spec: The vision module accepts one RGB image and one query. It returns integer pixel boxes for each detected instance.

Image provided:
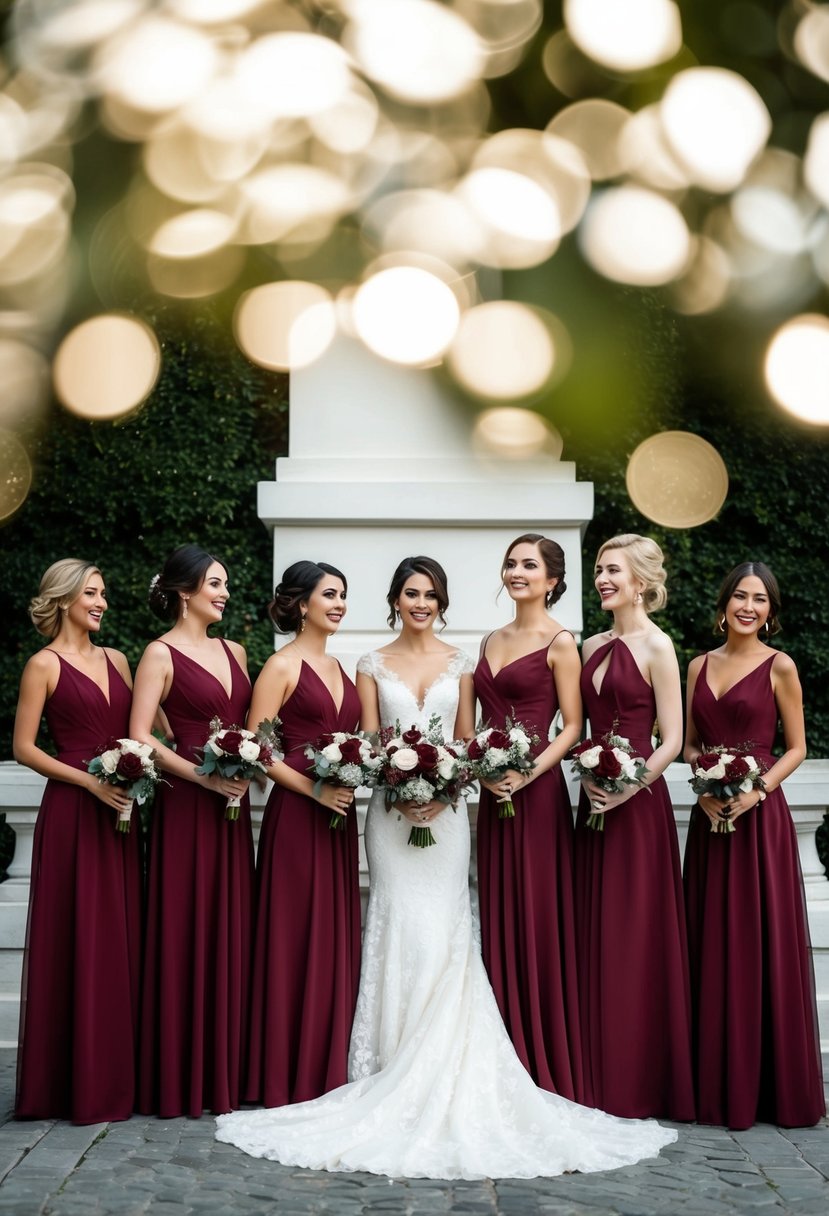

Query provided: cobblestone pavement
[0,1050,827,1216]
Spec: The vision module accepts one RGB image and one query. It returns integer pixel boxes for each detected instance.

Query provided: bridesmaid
[131,544,254,1117]
[473,533,584,1100]
[683,561,824,1128]
[575,533,694,1121]
[13,559,141,1123]
[244,560,361,1106]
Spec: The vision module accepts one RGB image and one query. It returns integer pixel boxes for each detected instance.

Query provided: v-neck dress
[244,660,362,1107]
[683,653,824,1128]
[16,651,142,1124]
[472,642,584,1102]
[138,639,254,1118]
[575,638,695,1121]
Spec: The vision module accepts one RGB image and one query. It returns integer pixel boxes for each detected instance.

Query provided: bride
[216,557,678,1179]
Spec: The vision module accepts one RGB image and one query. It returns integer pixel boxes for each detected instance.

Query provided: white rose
[321,743,343,763]
[332,732,348,745]
[742,755,757,773]
[119,738,141,755]
[618,756,637,780]
[137,743,154,760]
[576,745,602,770]
[364,754,382,770]
[437,756,456,781]
[739,778,754,793]
[390,747,419,772]
[238,739,261,763]
[705,759,727,781]
[486,747,510,768]
[100,749,119,775]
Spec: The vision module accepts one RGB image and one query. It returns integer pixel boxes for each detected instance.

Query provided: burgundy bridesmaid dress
[138,640,254,1117]
[245,661,362,1106]
[473,641,584,1101]
[575,638,695,1121]
[16,653,142,1124]
[683,654,824,1128]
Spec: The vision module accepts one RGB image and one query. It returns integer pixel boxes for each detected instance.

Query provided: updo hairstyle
[386,556,449,628]
[502,533,567,609]
[29,558,102,638]
[597,533,668,613]
[149,544,226,622]
[714,561,782,636]
[269,561,348,634]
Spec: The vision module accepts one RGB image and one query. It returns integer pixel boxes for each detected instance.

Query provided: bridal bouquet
[195,716,280,820]
[466,717,540,819]
[305,731,383,830]
[689,745,767,834]
[377,715,472,848]
[87,737,161,832]
[569,728,649,831]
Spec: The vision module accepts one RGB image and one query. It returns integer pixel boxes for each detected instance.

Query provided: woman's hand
[397,799,445,825]
[583,780,637,817]
[85,774,133,814]
[487,768,530,804]
[696,792,731,828]
[315,783,354,817]
[723,787,764,824]
[198,772,251,800]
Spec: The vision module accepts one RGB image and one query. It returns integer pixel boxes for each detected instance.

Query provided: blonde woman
[575,534,694,1122]
[13,559,141,1123]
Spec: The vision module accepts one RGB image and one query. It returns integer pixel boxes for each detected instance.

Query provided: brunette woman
[575,534,694,1121]
[131,544,254,1117]
[683,561,824,1128]
[473,534,584,1100]
[14,559,141,1123]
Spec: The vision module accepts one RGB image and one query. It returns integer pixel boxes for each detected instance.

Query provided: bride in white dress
[216,557,677,1179]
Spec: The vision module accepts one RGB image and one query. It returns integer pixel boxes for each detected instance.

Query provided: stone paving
[0,1050,827,1216]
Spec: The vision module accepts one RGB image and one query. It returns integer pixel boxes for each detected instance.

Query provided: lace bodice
[357,648,475,737]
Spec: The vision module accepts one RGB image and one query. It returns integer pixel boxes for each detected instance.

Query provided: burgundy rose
[725,755,750,780]
[339,737,364,764]
[220,730,244,755]
[595,749,622,780]
[467,739,484,760]
[569,739,593,758]
[258,744,273,766]
[415,742,439,770]
[116,752,144,782]
[695,752,721,772]
[488,730,511,750]
[402,727,422,745]
[96,736,121,756]
[384,767,407,787]
[317,733,335,748]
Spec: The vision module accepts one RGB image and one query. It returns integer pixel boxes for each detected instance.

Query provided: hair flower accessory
[149,573,160,592]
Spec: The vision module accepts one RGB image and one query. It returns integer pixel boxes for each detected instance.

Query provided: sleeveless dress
[575,638,695,1121]
[138,640,254,1118]
[473,640,583,1100]
[16,652,142,1124]
[683,653,824,1128]
[245,661,362,1106]
[216,649,677,1180]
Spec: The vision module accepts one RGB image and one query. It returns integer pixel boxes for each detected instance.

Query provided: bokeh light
[53,314,161,420]
[351,265,461,366]
[473,407,562,460]
[448,302,565,401]
[564,0,682,72]
[237,32,353,119]
[580,186,691,286]
[626,432,729,528]
[234,281,337,372]
[547,100,631,182]
[0,338,50,426]
[0,428,33,521]
[764,315,829,426]
[94,16,219,115]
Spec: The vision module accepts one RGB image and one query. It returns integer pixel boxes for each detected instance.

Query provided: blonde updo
[29,558,102,638]
[597,534,668,614]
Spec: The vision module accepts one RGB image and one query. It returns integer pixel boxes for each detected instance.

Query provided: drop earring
[716,614,726,634]
[634,592,643,606]
[182,597,189,620]
[300,614,306,633]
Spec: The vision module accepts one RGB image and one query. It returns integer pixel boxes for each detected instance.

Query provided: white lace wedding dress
[215,650,677,1179]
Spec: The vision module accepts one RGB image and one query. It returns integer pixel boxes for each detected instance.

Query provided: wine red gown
[16,653,142,1124]
[575,637,695,1121]
[245,661,362,1106]
[138,640,254,1118]
[473,642,584,1101]
[683,653,824,1128]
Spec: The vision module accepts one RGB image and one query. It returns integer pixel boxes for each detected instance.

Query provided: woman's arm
[682,654,728,828]
[728,653,806,823]
[453,671,476,740]
[356,670,380,733]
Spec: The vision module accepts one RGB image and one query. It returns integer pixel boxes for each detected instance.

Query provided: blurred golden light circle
[352,266,460,366]
[804,113,829,211]
[731,187,811,256]
[458,167,561,269]
[564,0,682,72]
[364,189,484,264]
[96,17,219,114]
[794,7,829,84]
[765,315,829,426]
[0,339,50,426]
[147,246,244,299]
[346,0,483,104]
[53,315,161,420]
[310,83,379,154]
[144,118,228,203]
[580,186,690,286]
[472,129,590,235]
[473,407,559,460]
[547,100,631,181]
[169,0,264,21]
[38,0,144,51]
[448,302,558,400]
[660,68,771,193]
[148,209,236,258]
[626,432,729,528]
[473,0,544,80]
[0,168,74,287]
[237,33,352,118]
[619,105,689,191]
[670,237,731,315]
[234,281,337,371]
[0,429,33,522]
[237,164,352,245]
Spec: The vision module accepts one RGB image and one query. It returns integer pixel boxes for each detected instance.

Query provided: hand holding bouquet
[466,718,539,819]
[305,731,383,830]
[195,716,280,820]
[689,746,767,834]
[569,729,649,831]
[377,715,472,848]
[87,737,162,832]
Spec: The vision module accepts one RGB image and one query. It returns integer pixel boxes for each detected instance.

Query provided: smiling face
[594,548,644,613]
[395,573,439,634]
[303,575,347,635]
[66,572,107,634]
[724,575,770,637]
[503,541,557,606]
[186,560,229,625]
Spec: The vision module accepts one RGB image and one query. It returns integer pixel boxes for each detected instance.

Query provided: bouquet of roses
[466,717,540,819]
[376,715,472,848]
[689,745,767,834]
[87,737,162,832]
[305,731,383,830]
[569,728,649,831]
[195,716,280,820]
